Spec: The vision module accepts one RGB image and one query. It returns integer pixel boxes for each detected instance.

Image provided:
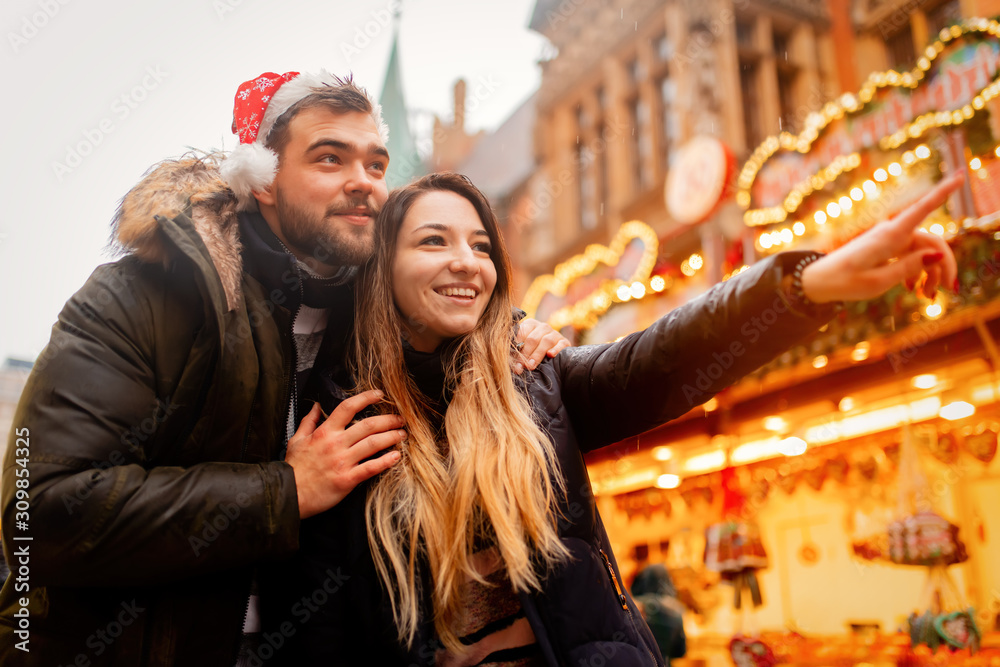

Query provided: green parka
[0,158,301,666]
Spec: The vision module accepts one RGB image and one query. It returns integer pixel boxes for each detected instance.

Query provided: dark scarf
[402,340,463,435]
[238,210,357,431]
[237,210,356,311]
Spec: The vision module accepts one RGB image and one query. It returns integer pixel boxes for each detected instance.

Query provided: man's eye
[370,161,387,172]
[321,155,341,164]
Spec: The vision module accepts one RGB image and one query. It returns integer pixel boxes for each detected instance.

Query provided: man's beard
[274,191,378,268]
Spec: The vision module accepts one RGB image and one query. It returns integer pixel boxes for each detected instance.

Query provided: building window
[597,124,609,221]
[777,68,798,133]
[654,32,673,62]
[885,25,916,70]
[628,57,644,84]
[628,96,652,193]
[658,76,678,168]
[927,0,962,35]
[740,61,765,150]
[576,143,597,230]
[736,19,755,50]
[772,30,790,62]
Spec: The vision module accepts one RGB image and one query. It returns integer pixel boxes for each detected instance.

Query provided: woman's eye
[473,243,492,254]
[419,236,445,246]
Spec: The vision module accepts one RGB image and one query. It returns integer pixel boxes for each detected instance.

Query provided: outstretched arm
[556,173,964,451]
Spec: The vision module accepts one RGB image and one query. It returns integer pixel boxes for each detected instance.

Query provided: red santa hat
[220,70,389,210]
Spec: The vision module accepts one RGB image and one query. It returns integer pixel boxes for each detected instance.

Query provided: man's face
[256,107,390,273]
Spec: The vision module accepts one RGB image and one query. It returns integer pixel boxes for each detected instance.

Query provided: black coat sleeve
[553,253,837,452]
[1,262,299,587]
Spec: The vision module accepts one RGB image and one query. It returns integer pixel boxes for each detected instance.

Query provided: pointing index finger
[890,172,964,235]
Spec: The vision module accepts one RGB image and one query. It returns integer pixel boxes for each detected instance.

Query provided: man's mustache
[326,198,380,217]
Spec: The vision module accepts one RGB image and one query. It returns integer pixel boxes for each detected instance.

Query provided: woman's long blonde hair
[353,172,569,652]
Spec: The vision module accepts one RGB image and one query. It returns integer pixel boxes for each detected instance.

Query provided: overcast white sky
[0,0,548,363]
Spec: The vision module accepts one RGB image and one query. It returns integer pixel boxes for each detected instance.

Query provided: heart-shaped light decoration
[521,221,658,331]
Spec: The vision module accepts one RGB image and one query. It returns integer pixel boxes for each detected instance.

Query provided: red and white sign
[666,136,735,225]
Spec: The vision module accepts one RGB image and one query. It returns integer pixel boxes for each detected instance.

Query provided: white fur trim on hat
[219,142,278,211]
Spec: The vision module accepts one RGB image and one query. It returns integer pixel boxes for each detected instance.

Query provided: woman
[264,171,961,666]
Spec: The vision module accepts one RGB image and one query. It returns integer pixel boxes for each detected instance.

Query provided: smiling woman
[391,189,499,352]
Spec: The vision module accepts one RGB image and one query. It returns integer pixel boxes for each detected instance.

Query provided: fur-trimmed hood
[112,155,244,311]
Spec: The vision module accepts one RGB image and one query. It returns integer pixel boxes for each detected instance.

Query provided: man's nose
[344,162,375,195]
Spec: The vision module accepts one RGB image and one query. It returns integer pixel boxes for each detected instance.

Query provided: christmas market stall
[522,17,1000,667]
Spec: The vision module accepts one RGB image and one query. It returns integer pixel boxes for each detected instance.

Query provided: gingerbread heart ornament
[729,636,777,667]
[803,465,827,491]
[966,425,998,463]
[934,609,981,653]
[908,610,940,650]
[776,471,798,494]
[930,431,960,465]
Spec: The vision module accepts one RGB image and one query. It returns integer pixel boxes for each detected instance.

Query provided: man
[0,71,566,667]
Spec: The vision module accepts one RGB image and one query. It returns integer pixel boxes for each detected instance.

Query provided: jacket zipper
[235,278,300,661]
[599,548,629,611]
[284,300,303,442]
[600,548,661,665]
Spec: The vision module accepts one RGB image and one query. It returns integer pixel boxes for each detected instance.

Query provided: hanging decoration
[703,468,776,667]
[964,421,998,462]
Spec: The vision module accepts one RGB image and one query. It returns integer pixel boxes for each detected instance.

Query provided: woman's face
[391,190,498,352]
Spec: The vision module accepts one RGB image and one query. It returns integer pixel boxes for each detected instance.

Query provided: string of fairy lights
[523,18,1000,334]
[755,144,935,253]
[739,18,1000,230]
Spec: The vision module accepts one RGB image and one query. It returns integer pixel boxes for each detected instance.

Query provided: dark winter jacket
[0,157,337,666]
[261,251,835,666]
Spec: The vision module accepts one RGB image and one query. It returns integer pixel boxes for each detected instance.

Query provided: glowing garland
[738,18,1000,227]
[521,221,659,330]
[755,144,935,253]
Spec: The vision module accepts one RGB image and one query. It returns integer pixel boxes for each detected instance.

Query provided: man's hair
[264,76,378,160]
